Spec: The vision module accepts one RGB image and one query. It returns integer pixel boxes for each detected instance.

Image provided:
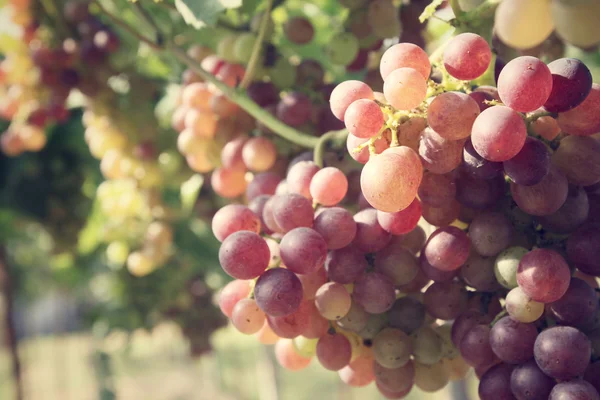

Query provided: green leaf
[180,174,204,214]
[240,0,263,14]
[419,0,444,23]
[175,0,243,28]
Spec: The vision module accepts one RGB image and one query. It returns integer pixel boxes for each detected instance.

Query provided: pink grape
[286,161,319,199]
[303,301,330,338]
[346,131,390,164]
[353,272,396,313]
[379,43,430,80]
[218,279,251,318]
[423,226,471,271]
[221,135,248,170]
[376,197,422,235]
[419,127,465,174]
[497,56,553,112]
[279,227,327,274]
[344,99,384,138]
[443,33,492,81]
[517,248,571,303]
[418,172,456,207]
[360,146,423,213]
[232,298,265,334]
[315,282,352,320]
[242,136,277,172]
[552,135,600,186]
[313,207,357,249]
[383,68,428,111]
[272,193,314,232]
[298,267,327,300]
[218,231,270,279]
[261,195,283,233]
[212,204,260,242]
[471,106,527,162]
[317,333,352,371]
[246,172,281,201]
[266,300,311,338]
[423,281,468,320]
[325,246,368,284]
[309,167,348,206]
[427,92,480,140]
[254,268,303,317]
[275,339,311,370]
[352,208,392,253]
[374,360,415,394]
[330,80,374,121]
[338,356,375,387]
[510,165,568,216]
[531,116,560,141]
[557,83,600,136]
[421,199,461,227]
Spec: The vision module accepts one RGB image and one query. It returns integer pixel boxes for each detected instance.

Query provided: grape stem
[448,0,465,18]
[525,110,556,124]
[489,309,508,327]
[239,0,274,89]
[313,129,349,168]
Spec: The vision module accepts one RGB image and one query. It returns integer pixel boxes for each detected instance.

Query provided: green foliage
[175,0,243,28]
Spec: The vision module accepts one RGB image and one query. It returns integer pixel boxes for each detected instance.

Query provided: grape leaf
[175,0,243,28]
[181,174,204,214]
[419,0,444,23]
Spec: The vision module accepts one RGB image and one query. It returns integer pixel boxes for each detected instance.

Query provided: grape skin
[471,106,527,162]
[534,326,592,380]
[218,231,270,279]
[443,33,492,81]
[279,227,327,275]
[374,361,415,394]
[503,137,550,187]
[427,92,480,140]
[558,83,600,136]
[517,248,571,304]
[254,268,303,317]
[544,58,593,113]
[344,99,384,138]
[423,226,471,272]
[379,42,431,80]
[329,80,374,121]
[494,0,554,50]
[510,165,568,217]
[552,135,600,186]
[316,333,352,371]
[383,68,428,111]
[510,360,555,400]
[211,204,260,242]
[489,316,537,364]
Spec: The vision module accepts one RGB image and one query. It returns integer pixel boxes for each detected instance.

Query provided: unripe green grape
[436,324,459,360]
[293,336,318,358]
[367,0,402,39]
[340,0,368,10]
[494,246,528,289]
[411,327,443,365]
[158,151,183,176]
[233,33,257,64]
[106,241,129,266]
[269,57,297,89]
[216,34,238,62]
[326,33,359,66]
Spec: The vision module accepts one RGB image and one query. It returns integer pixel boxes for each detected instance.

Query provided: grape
[326,32,359,66]
[231,298,265,334]
[276,92,312,127]
[550,380,600,400]
[211,167,247,199]
[557,83,600,136]
[503,137,550,186]
[371,327,412,369]
[221,135,247,170]
[325,246,368,284]
[346,132,390,164]
[358,312,388,340]
[374,360,415,393]
[329,80,374,121]
[316,333,352,371]
[286,161,319,200]
[534,326,591,380]
[344,99,384,139]
[246,81,279,107]
[394,225,427,257]
[443,33,492,81]
[510,360,555,400]
[423,226,470,271]
[353,272,396,314]
[479,364,516,400]
[303,302,330,339]
[337,300,369,332]
[469,212,513,257]
[567,224,600,276]
[232,32,257,64]
[387,296,425,335]
[275,339,312,370]
[419,128,465,175]
[272,193,314,233]
[376,382,412,400]
[313,207,356,250]
[551,0,600,49]
[531,116,561,141]
[379,43,431,80]
[459,324,497,368]
[552,135,600,186]
[414,361,449,393]
[339,356,375,387]
[246,172,281,202]
[471,106,527,162]
[218,231,269,279]
[293,336,318,358]
[489,316,537,364]
[242,137,276,172]
[218,280,251,318]
[461,138,503,180]
[517,248,570,304]
[296,59,324,87]
[545,58,593,113]
[420,254,459,283]
[549,277,598,327]
[470,86,500,112]
[212,204,260,242]
[284,17,314,45]
[256,320,279,344]
[505,286,544,323]
[267,301,311,338]
[451,310,492,347]
[494,0,554,50]
[585,362,600,394]
[397,117,427,152]
[280,228,327,274]
[412,327,443,365]
[427,92,480,140]
[376,198,421,236]
[177,128,208,156]
[423,281,468,320]
[254,268,303,317]
[460,252,502,292]
[269,57,297,89]
[511,165,569,216]
[383,68,428,111]
[298,267,327,300]
[309,167,348,206]
[418,172,456,207]
[349,208,392,253]
[367,0,401,39]
[374,245,419,287]
[314,282,351,320]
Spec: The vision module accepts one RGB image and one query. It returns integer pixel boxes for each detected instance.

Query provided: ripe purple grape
[503,137,550,186]
[218,231,270,279]
[279,227,327,274]
[534,326,591,380]
[544,58,593,113]
[254,268,303,317]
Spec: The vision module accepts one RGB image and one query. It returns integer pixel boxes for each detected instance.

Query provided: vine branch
[239,0,274,89]
[313,129,348,168]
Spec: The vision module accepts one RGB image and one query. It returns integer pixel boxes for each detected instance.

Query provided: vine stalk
[239,0,274,89]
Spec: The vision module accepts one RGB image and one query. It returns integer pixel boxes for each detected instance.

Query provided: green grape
[494,0,554,50]
[436,324,459,360]
[106,241,130,266]
[551,0,600,48]
[494,246,528,289]
[357,312,388,339]
[414,361,449,393]
[158,151,183,176]
[411,327,443,365]
[293,336,318,357]
[269,57,297,89]
[216,34,238,62]
[250,12,274,37]
[373,328,412,368]
[367,0,402,39]
[233,33,257,64]
[340,0,369,10]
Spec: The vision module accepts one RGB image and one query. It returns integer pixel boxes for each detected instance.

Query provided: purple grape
[353,272,396,314]
[451,309,493,347]
[549,380,600,400]
[539,186,589,233]
[325,246,368,284]
[313,207,357,250]
[462,138,503,179]
[549,277,598,327]
[460,324,497,368]
[479,364,516,400]
[545,58,593,113]
[420,253,459,282]
[534,326,591,380]
[246,81,279,107]
[272,193,314,233]
[352,208,392,253]
[567,224,600,276]
[460,252,502,292]
[510,360,556,400]
[456,171,505,209]
[387,296,425,335]
[489,316,538,364]
[254,268,303,317]
[423,281,468,320]
[423,226,471,271]
[503,137,550,186]
[585,361,600,394]
[279,227,327,275]
[218,231,270,279]
[468,211,513,257]
[246,172,282,201]
[276,92,312,127]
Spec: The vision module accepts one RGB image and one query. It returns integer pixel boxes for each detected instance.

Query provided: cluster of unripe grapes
[212,29,600,399]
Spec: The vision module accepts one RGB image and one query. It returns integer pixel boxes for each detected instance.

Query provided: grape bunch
[210,29,600,399]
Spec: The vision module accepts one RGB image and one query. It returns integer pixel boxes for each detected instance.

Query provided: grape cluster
[211,29,600,399]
